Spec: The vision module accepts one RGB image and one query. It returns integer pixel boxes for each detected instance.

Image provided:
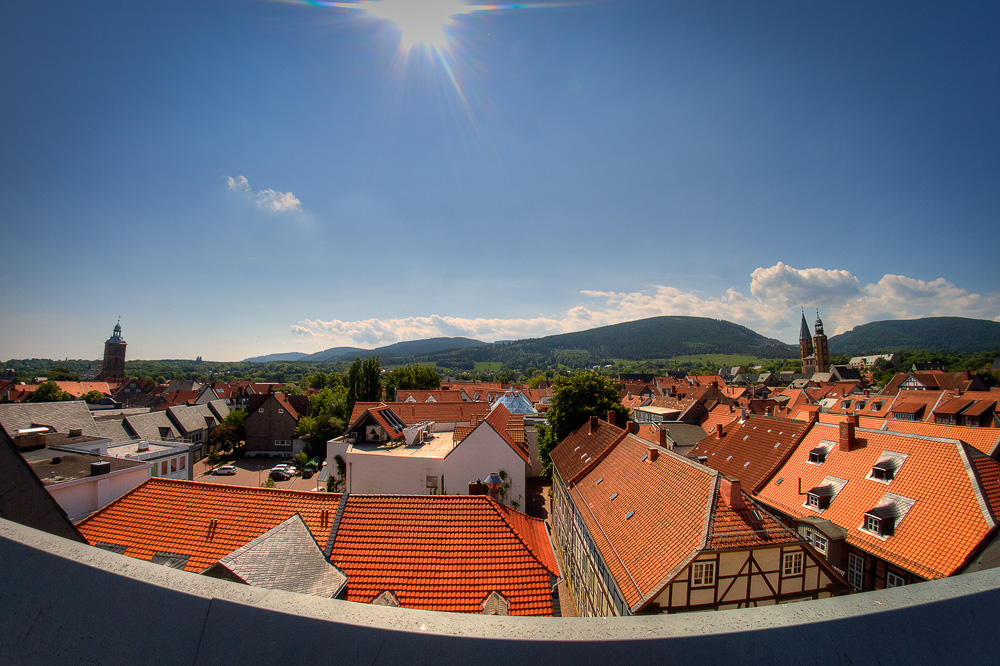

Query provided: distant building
[800,310,830,375]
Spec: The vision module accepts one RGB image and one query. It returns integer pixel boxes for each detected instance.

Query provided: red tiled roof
[453,405,529,463]
[549,418,627,484]
[566,434,800,611]
[689,415,812,493]
[76,479,558,615]
[756,423,1000,580]
[349,401,488,428]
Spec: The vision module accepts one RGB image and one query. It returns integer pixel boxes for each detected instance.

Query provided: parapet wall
[1,517,998,665]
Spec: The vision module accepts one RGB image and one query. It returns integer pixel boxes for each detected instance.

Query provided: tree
[297,385,350,458]
[28,381,73,403]
[82,390,106,404]
[536,372,630,477]
[209,410,247,451]
[382,364,441,400]
[346,356,381,417]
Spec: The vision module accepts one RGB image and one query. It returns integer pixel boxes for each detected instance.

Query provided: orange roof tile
[76,479,558,615]
[756,422,1000,580]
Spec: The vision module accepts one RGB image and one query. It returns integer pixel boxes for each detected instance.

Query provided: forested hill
[243,352,309,362]
[829,317,1000,355]
[302,337,486,362]
[424,316,797,369]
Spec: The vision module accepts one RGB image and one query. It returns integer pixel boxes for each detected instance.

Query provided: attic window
[808,449,827,464]
[625,510,635,520]
[641,453,648,462]
[151,551,190,569]
[871,463,894,481]
[806,486,833,510]
[868,451,908,483]
[750,509,763,521]
[94,542,128,555]
[596,477,603,485]
[610,492,618,501]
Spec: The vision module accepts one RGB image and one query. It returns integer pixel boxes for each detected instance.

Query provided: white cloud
[226,175,302,213]
[292,264,1000,347]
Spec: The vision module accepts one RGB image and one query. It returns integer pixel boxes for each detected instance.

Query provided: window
[691,561,715,587]
[179,457,186,471]
[886,571,906,588]
[259,408,264,413]
[170,458,177,473]
[278,408,284,414]
[864,514,882,534]
[805,529,828,556]
[426,476,438,489]
[871,464,894,481]
[847,553,864,590]
[161,461,168,475]
[783,551,804,576]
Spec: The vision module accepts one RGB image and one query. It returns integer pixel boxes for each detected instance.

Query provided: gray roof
[167,405,206,435]
[123,411,181,442]
[91,419,135,445]
[0,402,101,440]
[216,514,347,598]
[207,400,230,422]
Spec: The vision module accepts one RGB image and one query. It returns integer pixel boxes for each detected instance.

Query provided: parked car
[212,465,237,475]
[269,468,291,481]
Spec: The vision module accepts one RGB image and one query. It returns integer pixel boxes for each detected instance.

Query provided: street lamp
[483,472,503,503]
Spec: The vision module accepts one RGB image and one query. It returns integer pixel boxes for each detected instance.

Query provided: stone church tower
[99,320,127,381]
[800,310,830,374]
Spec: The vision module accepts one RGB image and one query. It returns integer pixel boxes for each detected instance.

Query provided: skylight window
[610,493,618,501]
[641,453,648,462]
[625,510,635,520]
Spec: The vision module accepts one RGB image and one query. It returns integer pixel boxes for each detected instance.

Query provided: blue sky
[2,0,998,361]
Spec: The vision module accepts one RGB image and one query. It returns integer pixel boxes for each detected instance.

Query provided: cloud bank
[292,262,1000,347]
[227,175,302,213]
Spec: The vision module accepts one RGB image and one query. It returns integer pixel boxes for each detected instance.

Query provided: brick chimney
[646,446,659,463]
[607,410,616,427]
[659,428,667,448]
[628,422,639,434]
[839,415,857,451]
[720,476,745,511]
[716,423,725,439]
[589,415,598,434]
[808,410,819,426]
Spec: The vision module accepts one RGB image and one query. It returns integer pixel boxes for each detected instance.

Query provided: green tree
[82,390,106,404]
[209,410,247,451]
[536,372,630,477]
[346,356,381,417]
[297,385,350,458]
[383,364,441,400]
[29,381,73,403]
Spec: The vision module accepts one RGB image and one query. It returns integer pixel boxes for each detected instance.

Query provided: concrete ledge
[2,517,998,664]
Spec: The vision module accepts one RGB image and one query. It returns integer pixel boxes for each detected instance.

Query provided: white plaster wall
[444,426,527,509]
[48,466,152,522]
[345,451,444,495]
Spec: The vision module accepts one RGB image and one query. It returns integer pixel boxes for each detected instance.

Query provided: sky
[2,0,998,362]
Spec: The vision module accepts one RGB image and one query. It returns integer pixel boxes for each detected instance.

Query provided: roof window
[610,492,618,501]
[868,451,908,483]
[861,493,916,538]
[625,510,635,520]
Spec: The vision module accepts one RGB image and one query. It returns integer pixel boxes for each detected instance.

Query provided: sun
[363,0,477,51]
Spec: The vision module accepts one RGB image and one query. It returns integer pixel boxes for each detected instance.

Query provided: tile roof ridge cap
[957,443,998,529]
[699,472,721,552]
[490,500,559,576]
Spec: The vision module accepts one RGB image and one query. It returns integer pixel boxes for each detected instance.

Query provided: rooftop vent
[90,460,111,476]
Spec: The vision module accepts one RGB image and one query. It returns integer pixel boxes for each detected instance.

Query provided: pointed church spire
[799,308,812,340]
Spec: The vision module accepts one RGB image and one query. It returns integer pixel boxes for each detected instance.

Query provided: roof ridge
[491,500,559,577]
[699,472,721,551]
[958,444,998,529]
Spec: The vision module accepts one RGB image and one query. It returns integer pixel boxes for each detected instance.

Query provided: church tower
[813,311,830,373]
[100,319,127,381]
[799,309,814,373]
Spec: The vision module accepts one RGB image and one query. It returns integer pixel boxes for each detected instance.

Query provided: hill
[829,317,1000,355]
[424,316,798,370]
[300,338,486,363]
[243,352,309,363]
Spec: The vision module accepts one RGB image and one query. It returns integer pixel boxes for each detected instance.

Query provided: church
[799,310,829,374]
[82,320,127,381]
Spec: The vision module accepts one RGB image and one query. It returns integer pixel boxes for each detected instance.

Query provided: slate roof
[214,514,347,598]
[0,401,102,440]
[123,411,180,441]
[562,433,800,612]
[756,422,1000,580]
[76,479,559,615]
[688,415,812,493]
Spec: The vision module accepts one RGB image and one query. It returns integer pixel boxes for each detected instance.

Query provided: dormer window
[871,463,894,481]
[808,449,826,464]
[862,493,915,538]
[863,511,891,536]
[806,488,831,510]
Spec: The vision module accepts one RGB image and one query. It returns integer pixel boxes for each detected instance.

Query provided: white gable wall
[445,425,527,510]
[344,450,445,496]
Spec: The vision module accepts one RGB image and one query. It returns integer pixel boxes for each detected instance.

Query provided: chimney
[808,410,819,426]
[839,416,856,451]
[720,476,745,511]
[589,415,598,434]
[659,428,667,448]
[646,446,659,463]
[716,423,724,439]
[628,422,639,434]
[607,410,616,427]
[137,441,149,452]
[68,428,83,437]
[90,460,111,476]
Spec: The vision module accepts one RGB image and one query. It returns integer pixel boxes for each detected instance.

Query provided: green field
[474,361,503,372]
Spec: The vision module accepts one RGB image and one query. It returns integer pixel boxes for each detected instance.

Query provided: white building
[329,404,530,510]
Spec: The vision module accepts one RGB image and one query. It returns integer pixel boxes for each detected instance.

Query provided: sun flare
[364,0,475,51]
